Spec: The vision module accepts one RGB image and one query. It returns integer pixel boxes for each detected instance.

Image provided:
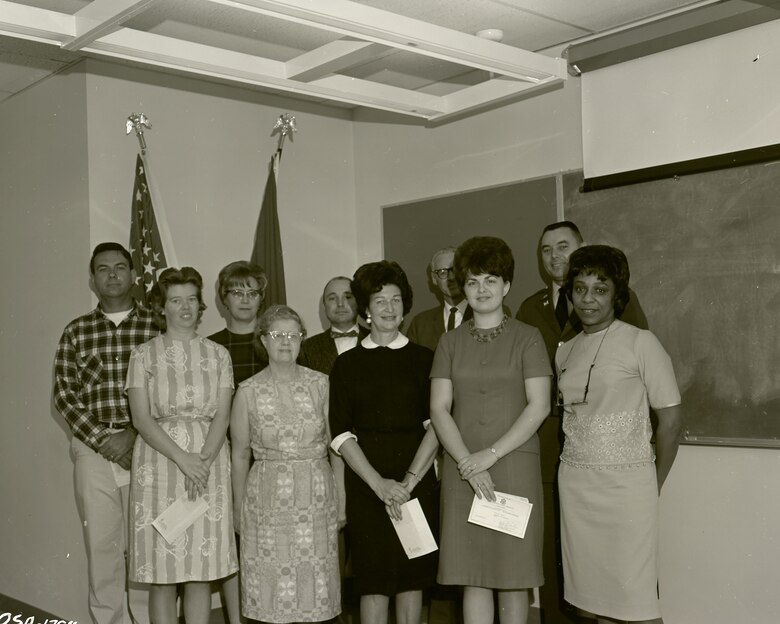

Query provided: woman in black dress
[329,260,439,624]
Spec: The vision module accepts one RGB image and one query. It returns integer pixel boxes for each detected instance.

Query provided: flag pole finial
[126,113,152,155]
[271,113,297,154]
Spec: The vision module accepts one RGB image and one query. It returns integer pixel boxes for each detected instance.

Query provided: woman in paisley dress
[555,246,684,623]
[126,267,237,624]
[231,304,341,623]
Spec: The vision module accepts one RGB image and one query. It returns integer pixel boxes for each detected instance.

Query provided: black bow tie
[332,330,359,339]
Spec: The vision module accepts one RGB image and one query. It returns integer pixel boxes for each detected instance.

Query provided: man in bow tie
[299,275,368,375]
[516,220,648,624]
[406,246,471,352]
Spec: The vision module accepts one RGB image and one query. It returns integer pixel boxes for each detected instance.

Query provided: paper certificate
[152,494,209,544]
[391,498,438,559]
[468,491,533,539]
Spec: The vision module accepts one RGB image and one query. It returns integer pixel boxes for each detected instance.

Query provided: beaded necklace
[467,314,508,343]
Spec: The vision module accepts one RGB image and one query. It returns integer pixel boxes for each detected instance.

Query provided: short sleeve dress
[126,335,238,583]
[329,335,439,596]
[235,366,340,623]
[431,317,551,589]
[555,320,681,621]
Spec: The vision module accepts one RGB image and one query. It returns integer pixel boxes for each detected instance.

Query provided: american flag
[129,154,167,305]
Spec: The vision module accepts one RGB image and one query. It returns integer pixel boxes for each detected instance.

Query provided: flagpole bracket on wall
[127,113,152,155]
[271,113,297,155]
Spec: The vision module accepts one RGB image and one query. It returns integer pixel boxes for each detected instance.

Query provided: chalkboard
[383,177,557,331]
[564,165,780,446]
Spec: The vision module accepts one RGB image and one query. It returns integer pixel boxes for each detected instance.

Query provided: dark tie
[555,292,569,331]
[331,330,359,339]
[447,306,457,332]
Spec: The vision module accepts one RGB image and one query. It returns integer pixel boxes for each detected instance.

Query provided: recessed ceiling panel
[344,50,481,85]
[124,0,340,60]
[0,0,755,121]
[7,0,89,13]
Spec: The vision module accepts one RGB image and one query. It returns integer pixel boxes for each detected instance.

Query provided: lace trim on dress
[560,457,655,471]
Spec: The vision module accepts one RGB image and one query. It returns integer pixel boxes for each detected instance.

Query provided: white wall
[83,59,359,336]
[0,66,92,620]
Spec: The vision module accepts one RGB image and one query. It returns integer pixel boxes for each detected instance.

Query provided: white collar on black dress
[362,333,409,350]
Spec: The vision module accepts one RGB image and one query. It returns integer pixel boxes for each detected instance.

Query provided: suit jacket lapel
[324,335,338,362]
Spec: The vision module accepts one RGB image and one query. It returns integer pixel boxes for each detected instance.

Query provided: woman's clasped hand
[457,451,497,500]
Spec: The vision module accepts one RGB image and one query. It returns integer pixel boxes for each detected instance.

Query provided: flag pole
[251,113,296,309]
[126,112,151,155]
[272,113,297,159]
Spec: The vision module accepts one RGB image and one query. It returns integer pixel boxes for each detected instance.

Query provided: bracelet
[489,447,501,460]
[405,470,419,480]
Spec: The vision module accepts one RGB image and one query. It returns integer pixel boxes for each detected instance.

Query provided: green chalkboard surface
[564,165,780,446]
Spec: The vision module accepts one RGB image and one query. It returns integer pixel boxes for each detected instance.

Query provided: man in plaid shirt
[54,242,157,624]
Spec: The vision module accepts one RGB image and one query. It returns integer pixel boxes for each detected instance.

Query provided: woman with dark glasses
[556,245,683,624]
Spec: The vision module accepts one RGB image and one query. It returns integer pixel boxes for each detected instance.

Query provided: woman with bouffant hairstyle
[126,267,237,624]
[329,260,439,624]
[431,237,551,624]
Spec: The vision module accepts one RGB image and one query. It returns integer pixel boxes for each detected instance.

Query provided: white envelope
[391,498,438,559]
[152,494,209,544]
[467,491,533,539]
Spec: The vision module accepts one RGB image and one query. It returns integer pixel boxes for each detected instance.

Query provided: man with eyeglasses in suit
[406,246,471,352]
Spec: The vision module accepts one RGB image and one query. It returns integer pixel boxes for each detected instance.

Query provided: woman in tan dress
[431,237,551,624]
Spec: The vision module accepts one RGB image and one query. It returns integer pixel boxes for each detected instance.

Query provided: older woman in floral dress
[231,305,341,624]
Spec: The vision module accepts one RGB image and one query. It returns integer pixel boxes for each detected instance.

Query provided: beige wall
[83,59,359,337]
[0,66,92,619]
[660,445,780,623]
[351,74,583,271]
